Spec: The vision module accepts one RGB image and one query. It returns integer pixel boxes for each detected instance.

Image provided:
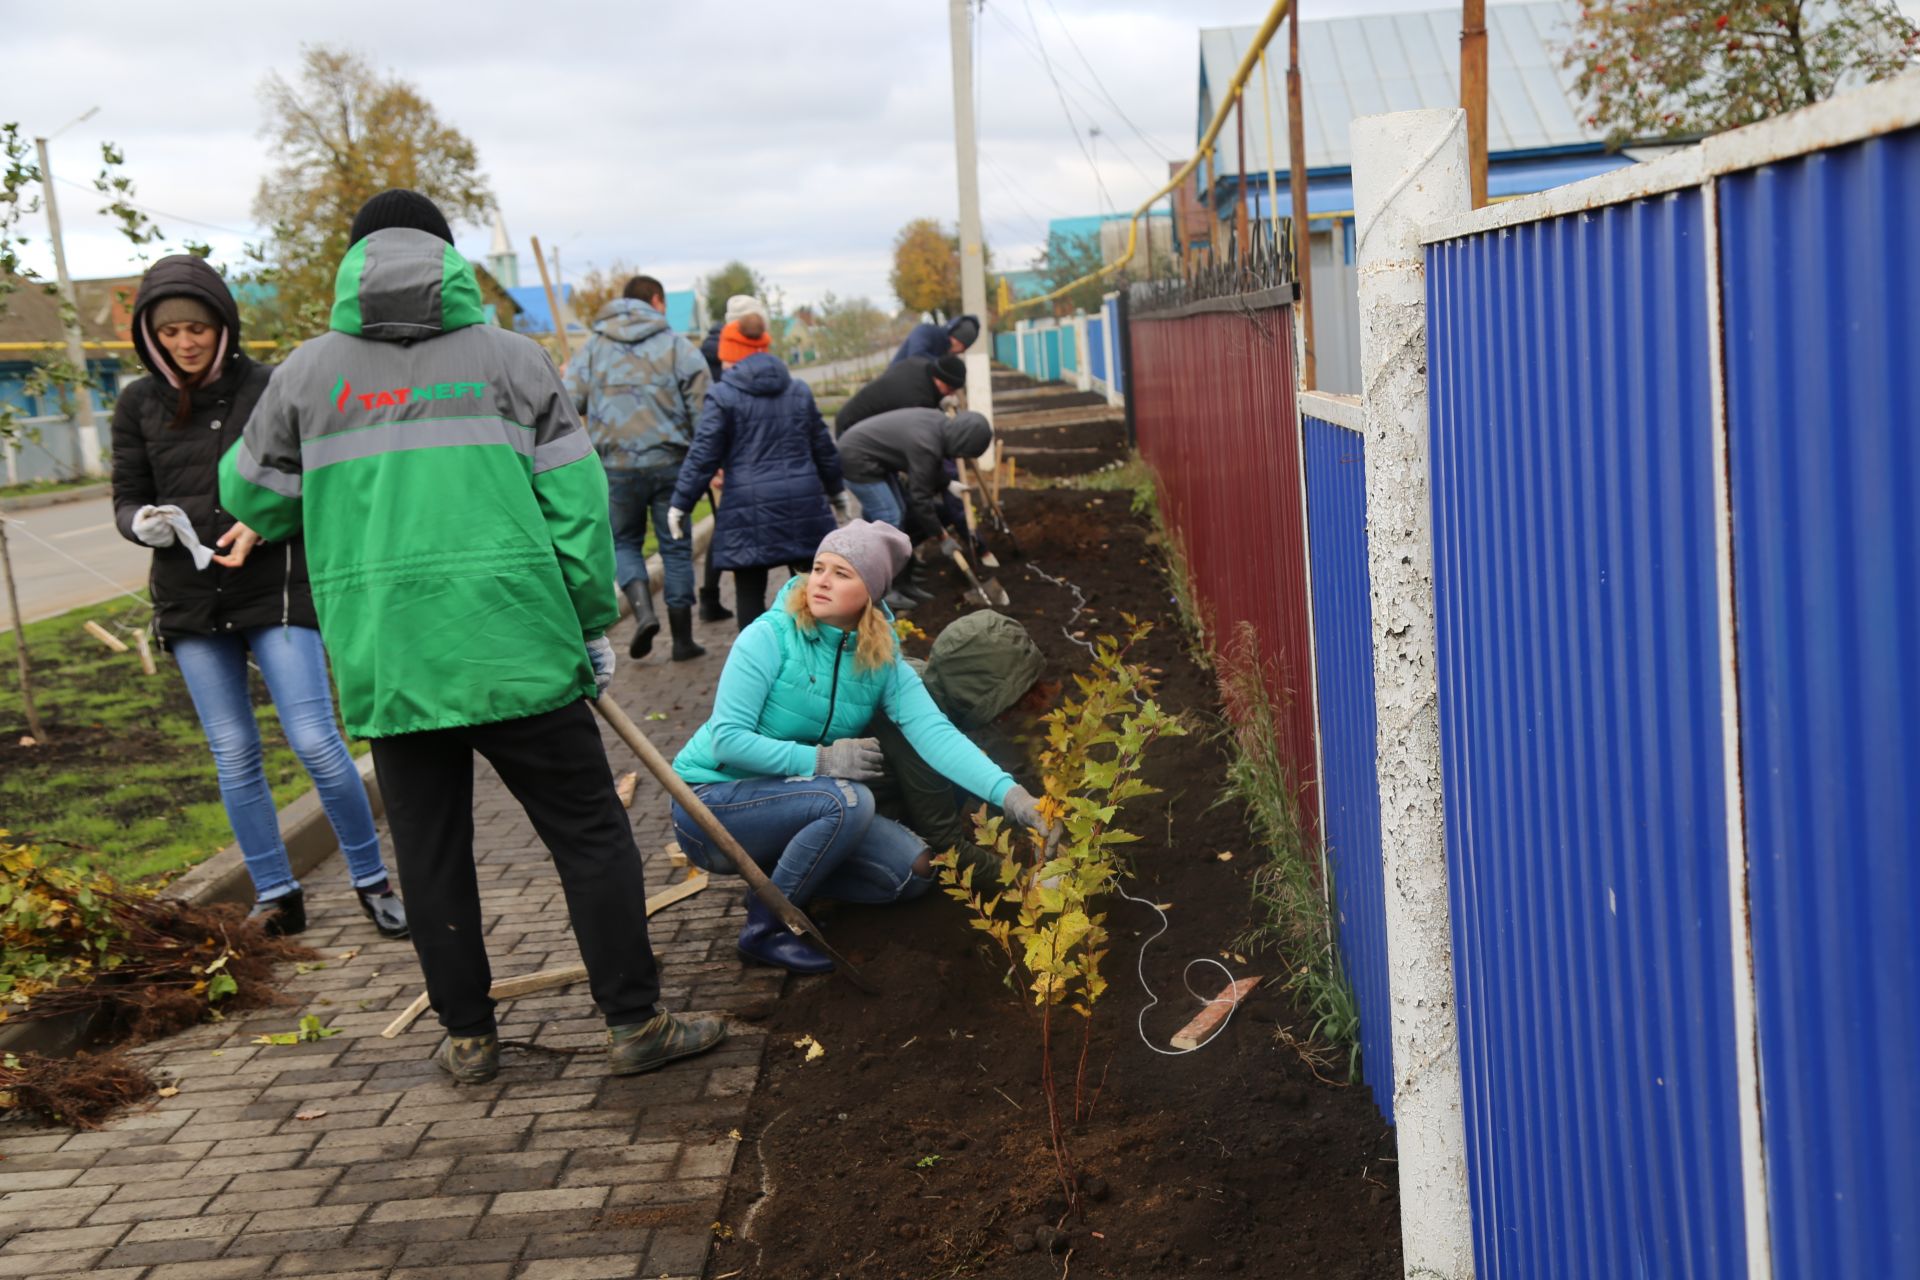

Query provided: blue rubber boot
[736,893,834,974]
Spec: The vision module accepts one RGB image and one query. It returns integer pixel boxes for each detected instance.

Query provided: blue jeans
[171,626,387,902]
[845,478,905,530]
[607,463,694,607]
[671,776,933,906]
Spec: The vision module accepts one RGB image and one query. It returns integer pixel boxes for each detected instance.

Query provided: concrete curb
[0,481,110,513]
[163,750,384,908]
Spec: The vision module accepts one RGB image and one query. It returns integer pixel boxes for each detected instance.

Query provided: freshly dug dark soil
[996,415,1127,457]
[710,486,1401,1279]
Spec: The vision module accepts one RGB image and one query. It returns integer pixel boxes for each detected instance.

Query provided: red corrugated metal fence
[1128,298,1318,811]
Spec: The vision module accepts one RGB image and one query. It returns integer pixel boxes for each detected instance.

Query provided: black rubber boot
[668,606,705,662]
[698,584,733,622]
[623,580,659,659]
[248,888,307,938]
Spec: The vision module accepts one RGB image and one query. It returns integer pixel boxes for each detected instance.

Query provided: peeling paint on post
[1350,107,1474,1280]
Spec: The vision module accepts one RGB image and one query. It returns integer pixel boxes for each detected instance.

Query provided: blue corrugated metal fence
[1301,410,1394,1122]
[1426,190,1750,1278]
[1720,124,1920,1280]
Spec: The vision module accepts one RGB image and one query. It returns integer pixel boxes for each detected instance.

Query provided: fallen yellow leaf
[1216,851,1235,862]
[156,1086,179,1098]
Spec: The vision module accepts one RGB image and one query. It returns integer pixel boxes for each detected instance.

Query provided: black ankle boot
[248,888,307,937]
[623,581,660,659]
[356,886,410,939]
[668,606,705,661]
[698,585,733,622]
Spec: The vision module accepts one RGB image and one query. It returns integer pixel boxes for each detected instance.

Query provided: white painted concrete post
[1071,312,1093,392]
[1350,107,1476,1280]
[1100,292,1123,406]
[1014,319,1029,375]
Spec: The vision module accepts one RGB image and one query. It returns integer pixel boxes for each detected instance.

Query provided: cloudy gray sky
[11,0,1914,313]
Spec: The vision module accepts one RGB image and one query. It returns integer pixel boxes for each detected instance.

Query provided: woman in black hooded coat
[109,255,405,939]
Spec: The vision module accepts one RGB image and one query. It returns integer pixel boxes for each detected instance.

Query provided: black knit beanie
[348,189,454,247]
[934,354,968,387]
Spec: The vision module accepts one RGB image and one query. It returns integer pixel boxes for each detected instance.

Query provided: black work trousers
[369,699,661,1037]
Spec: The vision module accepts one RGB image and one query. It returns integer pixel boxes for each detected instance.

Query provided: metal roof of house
[1199,1,1601,175]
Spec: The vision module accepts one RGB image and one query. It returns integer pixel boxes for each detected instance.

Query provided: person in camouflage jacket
[564,276,712,661]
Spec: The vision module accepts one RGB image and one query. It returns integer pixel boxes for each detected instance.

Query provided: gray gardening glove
[815,737,884,781]
[585,635,615,694]
[1002,785,1063,858]
[132,504,179,548]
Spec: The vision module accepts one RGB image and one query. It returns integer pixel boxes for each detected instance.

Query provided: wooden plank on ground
[380,872,711,1038]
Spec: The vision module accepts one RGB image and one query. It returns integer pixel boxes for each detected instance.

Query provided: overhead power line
[1040,0,1180,160]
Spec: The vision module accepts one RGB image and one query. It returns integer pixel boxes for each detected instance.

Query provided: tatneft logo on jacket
[331,377,488,412]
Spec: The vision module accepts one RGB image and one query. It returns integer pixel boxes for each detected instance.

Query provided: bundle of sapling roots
[1,833,314,1128]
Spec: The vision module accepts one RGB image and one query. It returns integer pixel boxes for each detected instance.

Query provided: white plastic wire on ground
[1114,878,1244,1057]
[1020,556,1242,1055]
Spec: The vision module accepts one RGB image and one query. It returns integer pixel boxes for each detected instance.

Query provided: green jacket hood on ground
[219,227,618,738]
[871,610,1045,857]
[921,609,1045,731]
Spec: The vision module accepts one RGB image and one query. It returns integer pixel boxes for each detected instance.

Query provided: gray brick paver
[8,602,770,1280]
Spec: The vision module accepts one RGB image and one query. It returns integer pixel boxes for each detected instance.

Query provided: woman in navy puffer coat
[672,348,848,628]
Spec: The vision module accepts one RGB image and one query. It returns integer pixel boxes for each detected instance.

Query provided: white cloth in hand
[586,635,615,694]
[134,505,213,569]
[666,507,686,540]
[947,478,970,498]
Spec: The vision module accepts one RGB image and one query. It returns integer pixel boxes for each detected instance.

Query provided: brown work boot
[606,1011,727,1076]
[431,1031,499,1084]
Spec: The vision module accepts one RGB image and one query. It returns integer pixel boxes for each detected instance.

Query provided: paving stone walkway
[0,585,785,1280]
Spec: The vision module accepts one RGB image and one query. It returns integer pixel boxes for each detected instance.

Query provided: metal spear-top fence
[1127,227,1296,319]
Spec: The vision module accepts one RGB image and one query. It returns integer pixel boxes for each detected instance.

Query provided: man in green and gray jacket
[219,190,724,1084]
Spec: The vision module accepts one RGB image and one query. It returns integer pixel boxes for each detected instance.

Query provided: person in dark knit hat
[891,313,981,365]
[111,254,406,941]
[667,519,1060,974]
[832,353,965,437]
[220,189,726,1085]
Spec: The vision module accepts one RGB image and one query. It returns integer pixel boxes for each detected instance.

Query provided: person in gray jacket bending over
[835,407,992,610]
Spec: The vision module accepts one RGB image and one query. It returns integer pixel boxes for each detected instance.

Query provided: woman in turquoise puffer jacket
[670,520,1055,972]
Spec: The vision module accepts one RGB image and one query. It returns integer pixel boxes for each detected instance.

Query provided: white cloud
[6,0,1296,311]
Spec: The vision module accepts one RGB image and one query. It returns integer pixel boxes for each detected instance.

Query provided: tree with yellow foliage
[889,218,962,318]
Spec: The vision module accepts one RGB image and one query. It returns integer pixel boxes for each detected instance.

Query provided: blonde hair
[786,589,898,672]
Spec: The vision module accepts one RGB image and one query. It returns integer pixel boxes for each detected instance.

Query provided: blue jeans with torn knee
[670,776,934,906]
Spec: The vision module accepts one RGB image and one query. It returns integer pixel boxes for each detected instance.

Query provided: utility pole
[948,0,995,437]
[1288,0,1316,388]
[34,134,105,477]
[1462,0,1489,208]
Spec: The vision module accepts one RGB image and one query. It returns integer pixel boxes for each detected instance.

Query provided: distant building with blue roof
[1195,0,1666,390]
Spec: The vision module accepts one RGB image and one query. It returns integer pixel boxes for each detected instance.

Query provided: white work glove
[814,737,884,781]
[586,635,615,694]
[1002,785,1063,858]
[830,491,854,521]
[666,507,687,540]
[946,479,970,498]
[938,534,961,558]
[132,504,179,548]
